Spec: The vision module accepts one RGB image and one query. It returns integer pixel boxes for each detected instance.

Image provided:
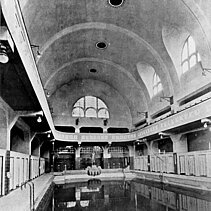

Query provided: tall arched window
[181,36,201,74]
[72,96,109,119]
[153,72,162,96]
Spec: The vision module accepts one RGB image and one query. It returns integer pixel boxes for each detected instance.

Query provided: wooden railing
[134,156,148,171]
[134,150,211,177]
[177,150,211,177]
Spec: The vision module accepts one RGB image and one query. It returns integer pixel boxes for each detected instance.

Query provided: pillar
[128,144,135,170]
[144,140,159,155]
[75,146,81,170]
[50,140,55,172]
[0,106,10,195]
[103,145,110,169]
[170,134,188,153]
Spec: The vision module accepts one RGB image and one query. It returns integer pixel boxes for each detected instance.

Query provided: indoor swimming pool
[43,179,211,211]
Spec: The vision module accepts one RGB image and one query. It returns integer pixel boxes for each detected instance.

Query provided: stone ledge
[132,170,211,191]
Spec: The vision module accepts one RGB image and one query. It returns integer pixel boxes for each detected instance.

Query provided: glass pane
[86,108,97,118]
[72,107,84,117]
[197,52,201,62]
[153,73,157,86]
[74,97,84,108]
[98,109,109,119]
[182,42,188,61]
[85,96,97,109]
[158,83,163,92]
[156,75,161,83]
[190,55,196,68]
[153,86,158,95]
[98,99,107,109]
[188,36,196,55]
[182,61,189,73]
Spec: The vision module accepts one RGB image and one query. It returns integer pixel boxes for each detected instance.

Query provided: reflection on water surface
[46,179,211,211]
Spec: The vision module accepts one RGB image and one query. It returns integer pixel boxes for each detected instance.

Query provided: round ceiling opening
[95,41,108,50]
[89,69,97,73]
[108,0,124,7]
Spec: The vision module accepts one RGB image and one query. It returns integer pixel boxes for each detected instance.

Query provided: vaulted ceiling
[7,0,211,128]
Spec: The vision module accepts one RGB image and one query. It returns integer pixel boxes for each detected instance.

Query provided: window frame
[181,36,201,74]
[72,96,109,119]
[153,72,162,96]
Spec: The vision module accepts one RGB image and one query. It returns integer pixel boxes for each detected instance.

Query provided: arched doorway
[108,146,129,169]
[80,146,103,169]
[54,146,75,171]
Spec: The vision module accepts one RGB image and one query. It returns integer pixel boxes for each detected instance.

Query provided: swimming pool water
[45,179,211,211]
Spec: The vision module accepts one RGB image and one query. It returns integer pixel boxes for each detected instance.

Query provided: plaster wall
[187,129,211,152]
[0,108,7,149]
[10,126,30,154]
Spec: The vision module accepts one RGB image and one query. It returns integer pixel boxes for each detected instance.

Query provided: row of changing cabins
[134,149,211,177]
[0,148,211,196]
[0,149,47,196]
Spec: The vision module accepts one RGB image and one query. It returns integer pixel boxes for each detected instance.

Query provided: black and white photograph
[0,0,211,210]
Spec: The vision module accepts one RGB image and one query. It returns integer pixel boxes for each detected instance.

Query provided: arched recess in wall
[51,79,133,127]
[162,24,189,79]
[136,62,168,99]
[162,24,211,78]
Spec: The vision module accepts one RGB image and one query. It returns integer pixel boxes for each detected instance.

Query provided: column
[0,106,10,195]
[75,146,81,170]
[128,144,135,170]
[170,134,188,153]
[144,140,159,155]
[50,140,55,172]
[103,145,110,169]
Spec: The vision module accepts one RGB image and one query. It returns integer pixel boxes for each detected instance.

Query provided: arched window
[181,36,201,73]
[72,96,109,119]
[153,72,162,96]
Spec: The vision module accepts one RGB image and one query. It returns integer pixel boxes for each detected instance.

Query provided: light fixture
[47,133,51,138]
[201,118,211,128]
[0,26,14,64]
[0,42,9,63]
[31,44,41,59]
[160,96,174,104]
[46,92,50,97]
[159,132,169,139]
[202,68,211,76]
[137,111,148,119]
[199,62,211,76]
[37,115,42,123]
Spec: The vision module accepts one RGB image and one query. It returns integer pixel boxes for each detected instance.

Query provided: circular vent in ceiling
[108,0,124,7]
[89,68,97,73]
[95,41,108,50]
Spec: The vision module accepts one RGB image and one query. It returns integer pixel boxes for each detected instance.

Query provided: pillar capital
[170,134,188,153]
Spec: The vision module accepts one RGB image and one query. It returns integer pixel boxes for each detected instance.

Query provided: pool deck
[54,169,135,184]
[0,174,54,211]
[0,169,210,211]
